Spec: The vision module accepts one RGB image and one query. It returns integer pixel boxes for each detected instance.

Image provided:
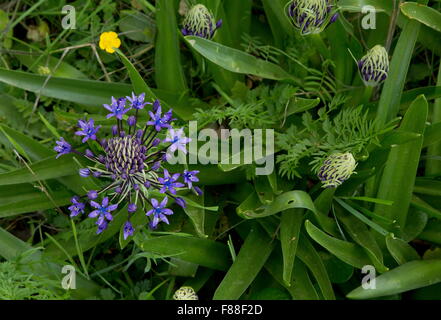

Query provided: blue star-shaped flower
[146,197,174,228]
[183,170,200,189]
[158,169,184,194]
[75,119,101,143]
[88,197,118,233]
[54,137,71,158]
[147,103,172,131]
[126,92,149,110]
[164,128,191,154]
[104,97,130,120]
[123,221,135,240]
[68,196,85,217]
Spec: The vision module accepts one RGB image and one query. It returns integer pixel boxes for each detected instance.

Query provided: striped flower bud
[358,45,389,87]
[318,153,357,188]
[181,4,222,39]
[173,286,198,300]
[286,0,338,35]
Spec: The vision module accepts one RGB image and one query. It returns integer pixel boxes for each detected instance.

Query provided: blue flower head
[123,221,135,240]
[75,119,101,143]
[55,94,201,235]
[104,97,131,120]
[127,92,149,110]
[164,128,191,154]
[68,196,85,217]
[146,197,174,228]
[158,169,184,195]
[54,137,71,158]
[183,170,200,189]
[147,104,172,131]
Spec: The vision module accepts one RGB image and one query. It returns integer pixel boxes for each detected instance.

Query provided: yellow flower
[99,31,121,53]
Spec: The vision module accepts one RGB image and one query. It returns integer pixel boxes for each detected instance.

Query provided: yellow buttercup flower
[99,31,121,53]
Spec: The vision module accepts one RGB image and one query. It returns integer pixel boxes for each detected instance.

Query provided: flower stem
[310,33,330,60]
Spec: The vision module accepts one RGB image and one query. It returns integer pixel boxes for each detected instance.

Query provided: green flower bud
[181,4,222,39]
[286,0,338,35]
[173,286,198,300]
[358,45,389,87]
[318,153,357,188]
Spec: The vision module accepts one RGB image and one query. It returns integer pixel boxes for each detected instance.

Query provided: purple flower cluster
[54,93,200,239]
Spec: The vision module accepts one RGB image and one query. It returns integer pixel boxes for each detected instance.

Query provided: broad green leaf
[137,234,231,271]
[420,220,441,245]
[115,49,156,101]
[0,124,52,161]
[280,208,303,286]
[0,68,198,120]
[411,195,441,221]
[0,154,78,186]
[400,86,441,109]
[312,188,340,237]
[414,178,441,197]
[183,268,214,293]
[118,10,155,43]
[347,260,441,299]
[0,184,72,217]
[297,235,335,300]
[375,95,428,236]
[386,234,420,265]
[168,258,199,277]
[265,247,320,300]
[402,207,428,242]
[14,49,88,79]
[380,131,422,149]
[182,191,207,238]
[285,97,321,116]
[237,190,316,219]
[254,175,275,204]
[423,122,441,148]
[334,203,388,273]
[305,220,372,269]
[223,0,252,49]
[401,2,441,33]
[319,251,354,284]
[155,0,187,92]
[427,58,441,174]
[183,36,301,83]
[375,15,423,126]
[198,0,242,93]
[338,0,393,13]
[213,224,275,299]
[261,0,292,46]
[0,68,130,107]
